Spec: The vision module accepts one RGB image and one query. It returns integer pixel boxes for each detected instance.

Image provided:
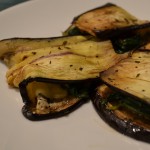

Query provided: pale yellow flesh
[0,35,90,67]
[6,39,128,87]
[73,4,149,36]
[101,50,150,104]
[26,81,79,115]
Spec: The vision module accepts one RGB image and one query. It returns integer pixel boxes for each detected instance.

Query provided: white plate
[0,0,150,150]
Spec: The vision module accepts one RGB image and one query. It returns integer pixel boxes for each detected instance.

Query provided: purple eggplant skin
[19,77,99,121]
[21,99,88,121]
[92,88,150,143]
[94,22,150,39]
[22,99,88,121]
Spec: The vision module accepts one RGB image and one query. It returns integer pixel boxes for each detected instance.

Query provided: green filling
[106,92,150,119]
[112,35,143,54]
[64,26,146,54]
[63,83,90,99]
[63,26,83,36]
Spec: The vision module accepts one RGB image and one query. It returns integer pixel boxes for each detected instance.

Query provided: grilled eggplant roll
[20,77,98,120]
[64,3,150,38]
[92,50,150,142]
[0,35,90,67]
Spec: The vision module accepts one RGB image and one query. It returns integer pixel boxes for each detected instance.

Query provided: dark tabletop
[0,0,29,11]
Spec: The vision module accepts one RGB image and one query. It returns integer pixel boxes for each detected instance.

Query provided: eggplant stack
[65,3,150,142]
[93,48,150,143]
[0,3,150,142]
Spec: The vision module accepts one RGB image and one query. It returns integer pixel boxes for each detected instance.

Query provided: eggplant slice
[93,50,150,142]
[6,38,129,87]
[101,50,150,105]
[64,3,150,54]
[64,3,150,39]
[20,77,98,121]
[92,84,150,143]
[0,35,90,67]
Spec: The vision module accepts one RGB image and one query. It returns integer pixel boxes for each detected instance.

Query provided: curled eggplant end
[92,84,150,143]
[19,77,95,121]
[65,3,150,40]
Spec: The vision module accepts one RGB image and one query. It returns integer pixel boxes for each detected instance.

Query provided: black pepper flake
[115,70,118,72]
[135,61,140,63]
[58,46,62,50]
[49,61,51,64]
[142,89,145,92]
[84,20,89,23]
[45,106,49,109]
[124,18,130,24]
[65,46,71,49]
[70,65,73,67]
[114,18,119,22]
[22,55,28,61]
[108,78,114,82]
[79,67,83,71]
[125,87,129,90]
[63,41,68,46]
[32,52,36,55]
[136,73,140,78]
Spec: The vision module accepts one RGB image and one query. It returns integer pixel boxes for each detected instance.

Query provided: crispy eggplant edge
[91,88,150,143]
[72,3,116,23]
[68,2,150,38]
